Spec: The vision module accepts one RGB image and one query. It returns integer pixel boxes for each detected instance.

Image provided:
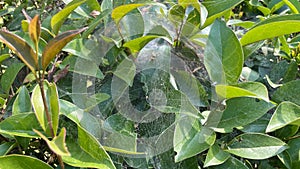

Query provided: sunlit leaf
[12,86,32,115]
[174,116,216,162]
[0,155,53,169]
[42,28,86,70]
[241,14,300,46]
[216,82,269,101]
[62,126,116,169]
[34,128,70,156]
[204,143,230,167]
[29,15,41,47]
[226,133,288,159]
[51,0,86,34]
[204,19,243,85]
[0,30,37,72]
[31,81,60,135]
[123,35,164,53]
[266,102,300,132]
[202,0,244,27]
[0,113,44,138]
[111,4,145,24]
[210,157,248,169]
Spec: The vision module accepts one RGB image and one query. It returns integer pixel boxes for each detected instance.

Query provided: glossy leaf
[0,62,24,94]
[123,35,164,53]
[204,19,243,85]
[226,133,288,159]
[0,112,44,138]
[34,128,70,156]
[286,137,300,168]
[113,57,136,86]
[51,0,86,34]
[0,30,37,72]
[31,81,59,135]
[266,102,300,132]
[29,15,41,46]
[111,4,145,24]
[0,142,15,156]
[215,82,269,101]
[62,126,116,169]
[202,0,244,27]
[42,28,86,70]
[241,14,300,46]
[212,97,275,133]
[272,80,300,105]
[204,143,230,167]
[210,157,248,169]
[12,86,32,115]
[0,155,53,169]
[174,116,216,162]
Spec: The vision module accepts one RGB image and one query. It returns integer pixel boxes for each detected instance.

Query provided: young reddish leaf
[0,30,37,73]
[29,15,41,47]
[41,28,86,70]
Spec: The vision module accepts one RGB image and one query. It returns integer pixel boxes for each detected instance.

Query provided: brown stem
[38,72,64,169]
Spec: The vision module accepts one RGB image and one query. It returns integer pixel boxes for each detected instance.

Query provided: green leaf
[210,157,249,169]
[31,81,60,135]
[113,57,136,86]
[202,0,244,27]
[0,62,24,94]
[278,151,292,169]
[34,128,70,156]
[226,133,288,159]
[0,112,44,138]
[42,28,86,70]
[204,19,243,85]
[0,155,53,169]
[29,15,41,47]
[241,14,300,46]
[174,116,216,162]
[0,142,15,156]
[123,35,163,53]
[204,143,230,167]
[272,80,300,105]
[215,82,269,102]
[239,114,271,133]
[82,9,111,38]
[0,30,37,73]
[111,4,145,24]
[178,0,200,11]
[266,102,300,132]
[86,0,101,11]
[212,97,275,133]
[62,126,116,169]
[51,0,86,34]
[172,70,208,107]
[286,137,300,168]
[168,4,185,27]
[12,86,32,115]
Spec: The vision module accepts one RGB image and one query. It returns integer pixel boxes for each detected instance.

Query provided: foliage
[0,0,300,169]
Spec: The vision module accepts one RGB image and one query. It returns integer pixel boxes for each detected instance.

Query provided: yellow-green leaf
[42,28,86,70]
[51,0,86,34]
[29,15,41,47]
[34,128,70,156]
[111,4,145,24]
[0,30,37,72]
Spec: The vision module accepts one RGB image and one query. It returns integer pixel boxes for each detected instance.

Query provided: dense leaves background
[0,0,300,168]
